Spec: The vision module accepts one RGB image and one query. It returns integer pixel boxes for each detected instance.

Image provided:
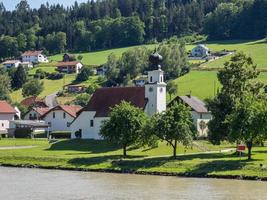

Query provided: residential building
[191,44,210,58]
[2,60,21,68]
[24,107,50,120]
[96,66,108,76]
[20,62,33,68]
[21,51,48,63]
[169,95,212,137]
[21,96,48,108]
[0,101,19,134]
[56,61,83,74]
[71,53,166,139]
[42,105,82,132]
[63,53,76,62]
[66,85,86,93]
[133,76,147,87]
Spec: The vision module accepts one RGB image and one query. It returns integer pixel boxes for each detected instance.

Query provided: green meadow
[1,139,267,179]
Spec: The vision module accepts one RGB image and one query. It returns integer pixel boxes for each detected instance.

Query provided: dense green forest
[0,0,267,61]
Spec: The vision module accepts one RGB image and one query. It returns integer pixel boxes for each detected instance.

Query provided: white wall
[43,110,74,132]
[24,110,40,120]
[0,114,15,131]
[22,54,48,63]
[71,111,108,139]
[76,63,83,73]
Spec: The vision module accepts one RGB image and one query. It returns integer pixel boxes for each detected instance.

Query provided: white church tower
[145,52,167,116]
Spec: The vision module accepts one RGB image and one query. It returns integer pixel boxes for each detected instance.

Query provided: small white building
[24,107,50,121]
[0,101,20,134]
[56,61,83,74]
[133,76,147,87]
[41,105,82,132]
[71,61,167,139]
[20,62,33,68]
[169,95,212,137]
[191,44,209,58]
[2,60,21,68]
[21,51,48,63]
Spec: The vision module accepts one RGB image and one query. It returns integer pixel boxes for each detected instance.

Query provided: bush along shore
[0,139,267,181]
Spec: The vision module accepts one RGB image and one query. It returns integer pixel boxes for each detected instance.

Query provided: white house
[191,44,209,58]
[24,107,50,121]
[2,60,21,68]
[42,105,82,132]
[0,101,19,134]
[56,61,83,74]
[133,76,147,87]
[169,95,212,137]
[20,62,33,68]
[71,56,166,139]
[21,51,48,63]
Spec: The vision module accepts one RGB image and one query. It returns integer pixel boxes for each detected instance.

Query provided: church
[71,53,167,139]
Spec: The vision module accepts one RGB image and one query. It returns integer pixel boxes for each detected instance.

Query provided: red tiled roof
[2,60,21,64]
[21,96,47,107]
[0,101,16,114]
[81,87,147,117]
[56,61,81,67]
[22,51,43,56]
[169,95,209,113]
[42,105,82,118]
[34,107,50,116]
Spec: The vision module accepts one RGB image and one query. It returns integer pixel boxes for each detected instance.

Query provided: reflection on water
[0,167,267,200]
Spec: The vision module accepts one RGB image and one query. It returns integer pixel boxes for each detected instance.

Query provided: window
[48,122,51,127]
[53,112,55,119]
[200,114,203,119]
[2,123,4,127]
[67,122,71,127]
[160,76,163,82]
[150,76,152,82]
[90,120,94,127]
[63,112,66,119]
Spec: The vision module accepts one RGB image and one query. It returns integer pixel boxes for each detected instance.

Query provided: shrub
[47,72,65,80]
[50,131,71,139]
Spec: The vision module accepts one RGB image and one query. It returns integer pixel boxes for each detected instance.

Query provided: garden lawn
[174,71,267,100]
[186,39,267,69]
[0,139,267,179]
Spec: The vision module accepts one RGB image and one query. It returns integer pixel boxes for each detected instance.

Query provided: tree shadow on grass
[47,139,120,154]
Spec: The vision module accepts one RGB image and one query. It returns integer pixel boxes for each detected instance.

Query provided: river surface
[1,167,267,200]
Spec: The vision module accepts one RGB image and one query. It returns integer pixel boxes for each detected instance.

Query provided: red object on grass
[237,145,246,151]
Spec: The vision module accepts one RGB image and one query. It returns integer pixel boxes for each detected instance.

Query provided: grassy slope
[50,44,156,66]
[186,39,267,69]
[175,71,267,100]
[0,139,267,179]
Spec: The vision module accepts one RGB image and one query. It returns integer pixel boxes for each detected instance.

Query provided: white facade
[24,110,41,120]
[2,60,21,69]
[191,44,209,58]
[22,53,48,63]
[71,111,108,139]
[0,114,15,133]
[43,110,74,132]
[191,111,212,137]
[145,69,166,116]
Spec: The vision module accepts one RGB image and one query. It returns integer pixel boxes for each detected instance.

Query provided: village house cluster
[0,53,212,139]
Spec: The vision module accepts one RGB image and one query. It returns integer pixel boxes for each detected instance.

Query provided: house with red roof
[21,51,48,63]
[2,60,21,68]
[24,107,50,121]
[71,53,167,139]
[41,105,82,132]
[56,61,83,74]
[0,101,20,134]
[169,95,212,137]
[20,96,48,108]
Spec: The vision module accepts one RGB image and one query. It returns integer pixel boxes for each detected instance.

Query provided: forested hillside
[0,0,221,60]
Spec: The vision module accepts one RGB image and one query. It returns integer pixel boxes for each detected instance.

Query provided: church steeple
[145,52,166,116]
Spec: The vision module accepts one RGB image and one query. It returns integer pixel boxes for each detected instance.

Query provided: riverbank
[0,139,267,181]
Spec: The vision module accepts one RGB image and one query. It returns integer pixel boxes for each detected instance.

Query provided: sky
[1,0,88,10]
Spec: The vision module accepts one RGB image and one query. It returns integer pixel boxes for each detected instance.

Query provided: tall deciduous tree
[167,80,178,99]
[22,79,44,97]
[149,102,194,158]
[0,74,11,101]
[100,101,147,157]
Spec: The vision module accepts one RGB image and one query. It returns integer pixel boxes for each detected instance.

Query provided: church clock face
[149,87,153,92]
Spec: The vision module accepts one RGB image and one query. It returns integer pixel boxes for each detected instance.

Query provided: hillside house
[63,53,76,62]
[191,44,210,58]
[57,61,83,74]
[71,53,167,139]
[21,96,48,108]
[21,51,48,63]
[96,66,108,76]
[42,105,82,132]
[66,85,86,93]
[2,60,21,68]
[0,101,20,135]
[133,76,147,87]
[20,62,33,68]
[169,95,212,137]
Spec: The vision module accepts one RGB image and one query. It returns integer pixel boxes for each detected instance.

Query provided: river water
[0,167,267,200]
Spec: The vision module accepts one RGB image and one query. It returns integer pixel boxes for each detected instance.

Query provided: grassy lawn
[175,71,267,100]
[186,39,267,69]
[50,44,156,66]
[0,139,267,179]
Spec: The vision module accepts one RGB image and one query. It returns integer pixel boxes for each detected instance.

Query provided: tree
[77,55,83,61]
[76,66,94,82]
[12,65,28,89]
[227,94,267,160]
[22,79,44,97]
[17,33,27,50]
[100,101,147,157]
[0,74,11,101]
[207,52,262,145]
[149,102,194,158]
[167,81,178,99]
[73,93,90,107]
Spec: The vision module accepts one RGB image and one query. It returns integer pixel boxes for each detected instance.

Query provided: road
[45,92,58,108]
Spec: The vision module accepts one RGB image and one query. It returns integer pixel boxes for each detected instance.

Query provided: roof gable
[42,105,82,118]
[22,51,43,56]
[81,87,147,117]
[56,61,81,67]
[0,101,16,114]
